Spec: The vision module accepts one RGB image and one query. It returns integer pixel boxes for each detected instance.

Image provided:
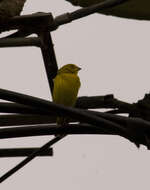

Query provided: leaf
[0,0,26,23]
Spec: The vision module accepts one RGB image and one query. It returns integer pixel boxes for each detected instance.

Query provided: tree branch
[38,31,58,94]
[0,0,127,35]
[0,88,127,136]
[54,0,127,27]
[0,114,55,127]
[0,123,112,139]
[0,147,53,157]
[0,37,41,47]
[0,135,64,183]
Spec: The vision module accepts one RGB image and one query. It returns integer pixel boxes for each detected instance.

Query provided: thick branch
[0,123,110,139]
[0,95,140,115]
[0,12,54,32]
[0,0,127,34]
[0,37,41,47]
[0,114,55,127]
[0,102,45,114]
[0,88,127,136]
[0,119,149,146]
[39,31,58,94]
[54,0,127,27]
[0,148,53,157]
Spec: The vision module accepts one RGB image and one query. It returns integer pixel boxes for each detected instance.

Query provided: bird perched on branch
[53,64,81,125]
[66,0,150,20]
[0,0,26,24]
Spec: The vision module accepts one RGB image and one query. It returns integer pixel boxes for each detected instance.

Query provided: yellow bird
[52,64,81,125]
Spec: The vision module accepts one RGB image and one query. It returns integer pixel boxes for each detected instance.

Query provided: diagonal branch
[54,0,127,27]
[0,135,64,183]
[38,31,58,94]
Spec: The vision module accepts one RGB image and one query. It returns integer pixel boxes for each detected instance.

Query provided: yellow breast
[53,72,81,107]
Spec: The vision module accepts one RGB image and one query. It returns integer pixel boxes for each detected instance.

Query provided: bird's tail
[56,117,66,125]
[55,117,68,137]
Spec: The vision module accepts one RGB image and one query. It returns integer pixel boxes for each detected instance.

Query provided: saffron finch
[53,64,81,125]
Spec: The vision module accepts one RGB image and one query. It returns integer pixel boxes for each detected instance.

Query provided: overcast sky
[0,0,150,189]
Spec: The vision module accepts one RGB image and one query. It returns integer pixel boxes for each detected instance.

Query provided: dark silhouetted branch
[0,116,149,183]
[39,31,58,94]
[0,102,45,115]
[0,12,54,32]
[0,117,149,146]
[0,88,127,135]
[0,147,53,157]
[0,95,143,118]
[0,114,55,127]
[76,95,134,112]
[1,88,150,144]
[54,0,127,27]
[0,95,141,115]
[0,123,112,139]
[0,0,127,36]
[0,37,41,48]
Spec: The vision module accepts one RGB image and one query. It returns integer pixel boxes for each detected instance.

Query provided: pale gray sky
[0,0,150,189]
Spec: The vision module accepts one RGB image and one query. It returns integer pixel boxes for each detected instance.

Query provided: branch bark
[0,147,53,157]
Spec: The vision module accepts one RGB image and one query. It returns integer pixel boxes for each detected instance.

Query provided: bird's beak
[78,67,81,71]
